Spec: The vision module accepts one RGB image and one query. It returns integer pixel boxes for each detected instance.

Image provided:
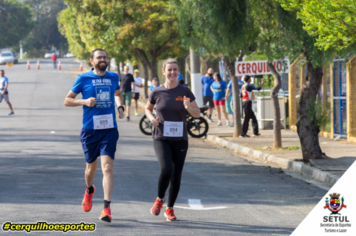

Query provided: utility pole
[20,40,23,60]
[190,48,202,106]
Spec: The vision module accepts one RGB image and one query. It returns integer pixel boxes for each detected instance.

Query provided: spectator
[149,78,159,94]
[51,52,57,69]
[225,77,244,127]
[201,68,215,122]
[210,72,229,126]
[240,75,265,138]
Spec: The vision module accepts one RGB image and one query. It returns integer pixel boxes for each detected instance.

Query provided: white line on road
[172,199,229,210]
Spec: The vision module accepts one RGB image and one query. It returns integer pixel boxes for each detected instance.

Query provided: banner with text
[235,59,290,76]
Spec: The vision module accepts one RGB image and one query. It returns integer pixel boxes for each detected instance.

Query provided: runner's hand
[183,96,191,109]
[151,116,160,127]
[86,97,96,107]
[118,108,124,119]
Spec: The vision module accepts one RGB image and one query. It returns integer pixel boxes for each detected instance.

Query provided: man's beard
[96,62,107,72]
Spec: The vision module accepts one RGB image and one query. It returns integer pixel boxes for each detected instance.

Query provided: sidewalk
[205,112,355,187]
[136,91,355,188]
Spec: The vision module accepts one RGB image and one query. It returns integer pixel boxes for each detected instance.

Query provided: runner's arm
[115,89,125,119]
[185,99,200,118]
[64,91,95,107]
[145,102,155,122]
[225,88,231,100]
[2,82,8,94]
[114,89,123,107]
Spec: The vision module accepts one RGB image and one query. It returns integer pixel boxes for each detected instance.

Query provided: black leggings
[241,100,259,135]
[153,139,188,207]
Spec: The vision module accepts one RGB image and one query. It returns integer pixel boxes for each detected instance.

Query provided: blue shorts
[80,128,119,163]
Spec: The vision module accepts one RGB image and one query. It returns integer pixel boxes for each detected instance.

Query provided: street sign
[235,59,290,76]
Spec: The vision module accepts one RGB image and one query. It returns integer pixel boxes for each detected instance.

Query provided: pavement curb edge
[205,134,340,187]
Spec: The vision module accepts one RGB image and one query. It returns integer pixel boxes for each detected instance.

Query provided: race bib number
[163,121,183,137]
[93,114,114,130]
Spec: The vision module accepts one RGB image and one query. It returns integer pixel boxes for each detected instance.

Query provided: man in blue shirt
[64,48,124,223]
[0,70,15,115]
[201,68,215,121]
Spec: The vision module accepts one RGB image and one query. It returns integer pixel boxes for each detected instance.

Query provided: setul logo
[324,193,347,215]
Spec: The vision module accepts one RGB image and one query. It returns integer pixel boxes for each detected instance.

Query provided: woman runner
[145,58,200,221]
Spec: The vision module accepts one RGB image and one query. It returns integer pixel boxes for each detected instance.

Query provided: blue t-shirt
[201,75,214,97]
[211,81,227,100]
[71,69,120,129]
[150,85,159,91]
[177,74,184,81]
[0,77,9,93]
[227,79,244,98]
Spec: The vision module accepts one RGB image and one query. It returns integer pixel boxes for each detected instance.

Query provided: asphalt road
[0,59,327,235]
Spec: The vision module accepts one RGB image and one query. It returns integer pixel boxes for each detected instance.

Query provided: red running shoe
[150,198,164,216]
[99,207,112,223]
[164,208,177,221]
[82,185,95,212]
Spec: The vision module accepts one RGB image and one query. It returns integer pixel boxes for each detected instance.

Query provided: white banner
[235,59,290,76]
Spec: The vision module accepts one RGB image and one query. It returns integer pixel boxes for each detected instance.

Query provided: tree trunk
[296,62,325,161]
[267,62,282,149]
[142,62,149,98]
[150,58,159,83]
[222,54,242,137]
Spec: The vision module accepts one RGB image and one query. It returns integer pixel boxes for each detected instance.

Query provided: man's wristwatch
[118,106,125,112]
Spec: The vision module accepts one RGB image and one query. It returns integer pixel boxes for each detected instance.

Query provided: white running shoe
[217,121,222,126]
[226,121,230,126]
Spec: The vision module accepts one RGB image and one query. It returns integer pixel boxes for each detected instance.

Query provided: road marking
[172,199,229,210]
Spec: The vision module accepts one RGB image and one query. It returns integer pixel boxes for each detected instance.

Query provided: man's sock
[87,186,94,194]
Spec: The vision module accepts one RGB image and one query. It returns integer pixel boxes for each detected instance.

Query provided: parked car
[0,51,17,64]
[44,50,60,58]
[64,52,74,58]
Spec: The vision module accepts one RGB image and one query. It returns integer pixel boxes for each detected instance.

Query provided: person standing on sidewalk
[64,48,125,223]
[240,75,265,138]
[211,72,229,126]
[51,52,57,69]
[132,69,143,116]
[201,68,215,121]
[0,70,15,115]
[225,77,244,127]
[145,58,200,221]
[119,65,135,121]
[149,78,159,94]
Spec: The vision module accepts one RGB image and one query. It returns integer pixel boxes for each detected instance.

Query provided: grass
[278,145,301,151]
[254,145,301,152]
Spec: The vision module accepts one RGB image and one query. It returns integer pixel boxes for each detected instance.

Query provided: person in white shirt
[132,69,143,116]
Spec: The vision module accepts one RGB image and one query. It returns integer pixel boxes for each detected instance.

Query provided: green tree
[172,0,251,137]
[62,0,186,84]
[279,0,356,51]
[273,0,332,160]
[0,0,33,49]
[22,0,68,57]
[58,8,90,61]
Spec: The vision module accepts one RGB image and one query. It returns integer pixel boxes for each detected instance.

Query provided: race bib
[93,114,114,130]
[163,121,183,137]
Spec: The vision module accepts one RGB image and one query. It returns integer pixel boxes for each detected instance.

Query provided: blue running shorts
[80,128,119,163]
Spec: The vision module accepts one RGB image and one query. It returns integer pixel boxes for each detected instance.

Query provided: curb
[205,134,340,187]
[136,99,339,187]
